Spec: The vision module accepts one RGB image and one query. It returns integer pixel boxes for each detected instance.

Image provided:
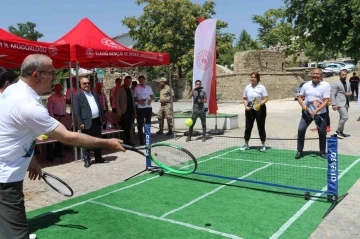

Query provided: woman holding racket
[241,72,268,152]
[0,55,125,239]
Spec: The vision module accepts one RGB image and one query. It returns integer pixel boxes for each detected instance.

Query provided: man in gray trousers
[295,68,331,159]
[331,70,352,139]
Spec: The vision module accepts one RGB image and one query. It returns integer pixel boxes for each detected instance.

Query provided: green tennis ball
[185,118,193,127]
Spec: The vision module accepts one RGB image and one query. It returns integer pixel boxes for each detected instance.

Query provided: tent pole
[167,65,175,139]
[75,62,82,161]
[69,62,78,162]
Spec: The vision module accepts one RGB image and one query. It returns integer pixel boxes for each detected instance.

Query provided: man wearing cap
[156,77,174,135]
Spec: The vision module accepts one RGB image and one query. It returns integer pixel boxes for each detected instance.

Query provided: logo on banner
[86,48,94,58]
[101,38,125,49]
[56,40,66,45]
[196,50,212,70]
[48,45,58,56]
[158,54,163,62]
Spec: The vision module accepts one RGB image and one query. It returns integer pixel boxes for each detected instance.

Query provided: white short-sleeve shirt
[0,80,59,183]
[243,83,268,102]
[133,84,154,109]
[300,80,330,114]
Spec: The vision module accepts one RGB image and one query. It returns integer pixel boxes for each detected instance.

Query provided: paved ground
[25,75,360,238]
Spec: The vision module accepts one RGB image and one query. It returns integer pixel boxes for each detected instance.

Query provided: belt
[54,114,65,117]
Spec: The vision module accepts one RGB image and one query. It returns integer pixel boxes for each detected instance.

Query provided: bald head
[80,77,91,92]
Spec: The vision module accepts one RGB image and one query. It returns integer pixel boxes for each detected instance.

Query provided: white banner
[192,19,217,113]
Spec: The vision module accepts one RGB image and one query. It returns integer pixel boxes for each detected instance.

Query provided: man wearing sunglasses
[186,79,207,142]
[73,77,106,168]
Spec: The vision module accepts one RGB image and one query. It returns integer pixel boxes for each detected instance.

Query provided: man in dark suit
[73,77,105,168]
[116,76,136,145]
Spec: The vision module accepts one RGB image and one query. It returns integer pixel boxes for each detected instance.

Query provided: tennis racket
[303,100,324,128]
[252,97,261,111]
[42,171,73,197]
[123,142,197,175]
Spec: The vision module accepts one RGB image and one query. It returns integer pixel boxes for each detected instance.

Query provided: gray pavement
[25,94,360,238]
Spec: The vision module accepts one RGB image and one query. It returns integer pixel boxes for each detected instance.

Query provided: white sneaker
[29,234,37,239]
[240,145,249,151]
[260,146,266,152]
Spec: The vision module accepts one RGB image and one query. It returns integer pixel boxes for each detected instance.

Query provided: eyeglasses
[82,82,90,85]
[39,71,56,76]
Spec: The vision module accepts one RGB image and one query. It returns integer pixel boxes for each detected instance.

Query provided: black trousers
[82,117,102,161]
[351,84,358,98]
[189,109,206,136]
[0,181,29,239]
[136,107,152,145]
[244,105,267,141]
[325,105,330,127]
[121,111,134,144]
[297,111,327,153]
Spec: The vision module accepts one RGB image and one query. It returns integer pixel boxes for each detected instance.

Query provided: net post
[326,135,338,201]
[145,123,152,167]
[323,135,349,218]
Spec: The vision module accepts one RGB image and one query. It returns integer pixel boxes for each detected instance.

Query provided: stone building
[233,50,286,73]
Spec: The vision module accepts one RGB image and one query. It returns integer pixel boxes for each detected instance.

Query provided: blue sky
[0,0,284,43]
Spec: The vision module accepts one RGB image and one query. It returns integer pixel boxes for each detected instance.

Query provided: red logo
[196,50,212,70]
[48,45,58,56]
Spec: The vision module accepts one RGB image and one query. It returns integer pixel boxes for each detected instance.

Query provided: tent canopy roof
[55,18,170,69]
[0,28,70,69]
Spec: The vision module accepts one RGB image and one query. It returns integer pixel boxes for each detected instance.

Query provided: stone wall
[234,50,286,73]
[216,72,304,101]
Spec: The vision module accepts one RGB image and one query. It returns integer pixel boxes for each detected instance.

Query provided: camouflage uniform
[157,85,173,133]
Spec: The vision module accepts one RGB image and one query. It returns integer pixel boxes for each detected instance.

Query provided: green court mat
[27,148,360,239]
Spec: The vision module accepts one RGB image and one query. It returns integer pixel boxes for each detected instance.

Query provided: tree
[235,30,260,51]
[122,0,234,78]
[252,8,293,50]
[284,0,360,63]
[8,22,43,41]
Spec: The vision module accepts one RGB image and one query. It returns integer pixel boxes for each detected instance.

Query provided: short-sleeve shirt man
[243,83,268,103]
[0,80,59,183]
[300,80,331,114]
[134,84,153,108]
[192,89,207,111]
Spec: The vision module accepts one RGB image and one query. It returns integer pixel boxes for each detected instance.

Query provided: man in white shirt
[73,77,105,168]
[296,68,330,159]
[0,67,18,96]
[133,75,154,145]
[0,54,125,239]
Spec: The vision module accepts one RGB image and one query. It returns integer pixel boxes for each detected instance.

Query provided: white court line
[32,147,237,219]
[269,158,360,239]
[90,201,243,239]
[31,175,160,219]
[160,163,273,218]
[221,157,340,171]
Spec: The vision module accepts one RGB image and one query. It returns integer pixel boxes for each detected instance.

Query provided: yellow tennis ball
[185,118,193,127]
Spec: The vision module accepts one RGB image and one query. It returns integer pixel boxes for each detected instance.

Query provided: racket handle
[122,144,146,150]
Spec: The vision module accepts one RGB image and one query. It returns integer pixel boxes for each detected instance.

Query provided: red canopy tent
[0,28,70,69]
[54,18,170,69]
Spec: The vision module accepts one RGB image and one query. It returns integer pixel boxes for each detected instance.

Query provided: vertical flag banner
[193,18,218,114]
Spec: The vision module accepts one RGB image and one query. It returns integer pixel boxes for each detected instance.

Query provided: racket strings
[151,146,195,172]
[43,175,73,196]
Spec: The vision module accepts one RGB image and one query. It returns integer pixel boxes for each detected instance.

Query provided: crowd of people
[0,53,357,239]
